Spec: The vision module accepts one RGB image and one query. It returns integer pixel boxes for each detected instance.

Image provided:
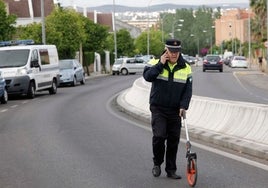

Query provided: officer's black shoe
[166,173,182,179]
[152,165,161,177]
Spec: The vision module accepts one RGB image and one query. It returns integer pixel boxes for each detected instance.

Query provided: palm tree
[250,0,267,42]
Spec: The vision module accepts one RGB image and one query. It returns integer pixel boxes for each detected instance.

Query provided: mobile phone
[161,49,167,55]
[161,49,169,63]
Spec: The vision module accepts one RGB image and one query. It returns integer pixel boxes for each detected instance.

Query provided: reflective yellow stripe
[148,59,159,65]
[157,75,168,81]
[149,59,192,82]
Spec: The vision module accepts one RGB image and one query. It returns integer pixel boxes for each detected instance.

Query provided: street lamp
[41,0,46,44]
[248,14,251,67]
[161,14,168,44]
[172,19,184,39]
[211,26,215,54]
[147,0,153,55]
[113,0,117,59]
[190,34,200,56]
[229,22,234,54]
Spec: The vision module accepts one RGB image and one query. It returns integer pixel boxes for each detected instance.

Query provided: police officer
[143,38,192,179]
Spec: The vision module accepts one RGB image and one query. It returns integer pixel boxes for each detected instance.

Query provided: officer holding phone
[143,38,192,179]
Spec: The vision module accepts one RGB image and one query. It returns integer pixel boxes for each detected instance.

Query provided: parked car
[112,57,147,75]
[223,55,233,66]
[203,55,223,72]
[182,54,195,65]
[0,71,8,104]
[59,59,85,86]
[229,56,248,68]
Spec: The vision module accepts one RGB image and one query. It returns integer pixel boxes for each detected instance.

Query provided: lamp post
[210,26,215,54]
[161,14,168,44]
[247,5,251,68]
[190,34,200,56]
[113,0,117,59]
[147,0,153,56]
[41,0,46,44]
[172,19,184,39]
[229,22,234,54]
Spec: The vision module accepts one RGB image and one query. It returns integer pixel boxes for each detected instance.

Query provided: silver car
[0,71,8,104]
[59,59,85,86]
[112,57,147,75]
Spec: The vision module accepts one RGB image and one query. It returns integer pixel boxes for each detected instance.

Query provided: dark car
[203,55,223,72]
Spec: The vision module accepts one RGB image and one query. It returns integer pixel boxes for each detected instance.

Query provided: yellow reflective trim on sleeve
[148,59,159,65]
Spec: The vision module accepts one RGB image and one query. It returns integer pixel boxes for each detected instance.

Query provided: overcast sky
[57,0,249,7]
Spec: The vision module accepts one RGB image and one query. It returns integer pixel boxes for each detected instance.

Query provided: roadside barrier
[120,77,268,159]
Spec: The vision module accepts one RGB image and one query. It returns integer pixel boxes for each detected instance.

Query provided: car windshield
[207,56,220,61]
[114,59,123,64]
[59,60,74,69]
[0,49,29,68]
[235,56,246,60]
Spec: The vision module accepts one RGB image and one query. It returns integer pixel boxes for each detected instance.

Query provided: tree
[0,0,17,41]
[159,7,216,56]
[81,16,109,53]
[45,7,87,58]
[106,29,135,58]
[250,0,267,42]
[16,23,42,44]
[134,30,163,57]
[116,29,135,57]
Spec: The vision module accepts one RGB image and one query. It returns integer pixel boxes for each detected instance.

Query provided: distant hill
[84,3,249,13]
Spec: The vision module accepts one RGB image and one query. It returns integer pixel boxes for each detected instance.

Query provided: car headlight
[16,68,28,76]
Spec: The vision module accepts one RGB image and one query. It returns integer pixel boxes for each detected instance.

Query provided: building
[3,0,141,38]
[215,9,252,46]
[4,0,54,25]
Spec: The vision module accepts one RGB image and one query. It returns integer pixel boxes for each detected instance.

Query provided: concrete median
[117,77,268,160]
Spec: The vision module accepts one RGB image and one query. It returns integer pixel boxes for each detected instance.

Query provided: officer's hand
[179,108,186,119]
[160,50,169,64]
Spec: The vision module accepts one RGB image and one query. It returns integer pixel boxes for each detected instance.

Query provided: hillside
[84,3,248,12]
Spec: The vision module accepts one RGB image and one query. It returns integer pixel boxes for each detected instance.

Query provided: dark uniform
[143,41,192,177]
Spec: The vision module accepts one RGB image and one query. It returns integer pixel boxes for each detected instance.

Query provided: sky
[56,0,250,7]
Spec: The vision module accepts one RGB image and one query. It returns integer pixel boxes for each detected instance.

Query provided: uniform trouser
[150,105,181,174]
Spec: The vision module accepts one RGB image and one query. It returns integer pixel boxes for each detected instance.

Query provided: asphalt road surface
[0,72,267,188]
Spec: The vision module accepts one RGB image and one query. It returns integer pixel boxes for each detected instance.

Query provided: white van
[0,42,60,98]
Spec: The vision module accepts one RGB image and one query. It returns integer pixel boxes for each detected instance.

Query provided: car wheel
[219,69,223,72]
[0,89,8,104]
[121,68,128,75]
[80,76,85,85]
[71,76,77,87]
[27,81,35,99]
[49,79,57,94]
[203,69,205,72]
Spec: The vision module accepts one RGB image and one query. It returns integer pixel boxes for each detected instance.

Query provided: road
[192,65,268,104]
[0,70,267,188]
